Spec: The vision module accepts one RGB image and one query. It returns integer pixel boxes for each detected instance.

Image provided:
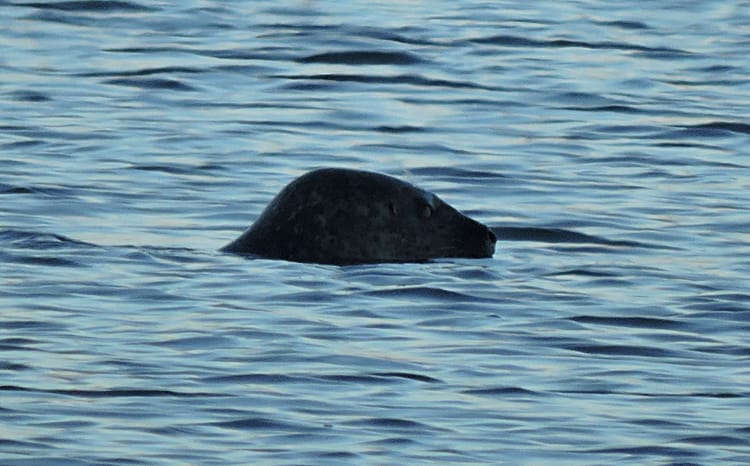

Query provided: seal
[221,168,496,265]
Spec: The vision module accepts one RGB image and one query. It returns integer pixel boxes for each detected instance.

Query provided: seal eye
[422,204,432,218]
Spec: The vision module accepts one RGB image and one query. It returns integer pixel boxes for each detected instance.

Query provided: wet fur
[222,168,496,265]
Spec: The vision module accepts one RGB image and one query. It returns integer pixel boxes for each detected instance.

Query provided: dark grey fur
[221,168,496,265]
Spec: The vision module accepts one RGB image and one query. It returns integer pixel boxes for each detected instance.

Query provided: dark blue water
[2,1,749,464]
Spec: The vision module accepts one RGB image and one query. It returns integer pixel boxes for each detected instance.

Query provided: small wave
[78,66,202,78]
[562,104,645,114]
[565,344,680,358]
[103,78,195,91]
[692,64,739,73]
[595,20,650,30]
[0,439,52,450]
[0,362,31,371]
[654,141,730,152]
[374,125,426,133]
[0,229,94,250]
[16,1,155,12]
[463,386,539,396]
[316,451,360,460]
[152,335,238,350]
[205,48,296,61]
[547,268,618,278]
[559,388,749,398]
[345,417,429,430]
[296,50,424,65]
[682,121,750,135]
[2,254,83,267]
[371,372,440,383]
[588,124,662,135]
[493,227,657,248]
[211,417,311,431]
[320,374,392,384]
[0,337,40,352]
[470,34,688,55]
[631,418,686,428]
[355,27,443,46]
[400,96,525,108]
[317,372,441,384]
[0,184,35,194]
[586,445,698,458]
[664,77,749,87]
[105,46,188,54]
[410,166,505,180]
[568,315,686,330]
[550,91,615,106]
[0,385,217,398]
[203,373,310,384]
[235,119,364,133]
[676,435,750,447]
[127,164,203,175]
[365,286,490,302]
[0,140,46,150]
[366,437,417,446]
[7,90,52,102]
[275,73,493,90]
[106,46,296,62]
[357,142,473,155]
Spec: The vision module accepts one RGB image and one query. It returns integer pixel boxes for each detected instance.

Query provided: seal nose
[485,227,497,256]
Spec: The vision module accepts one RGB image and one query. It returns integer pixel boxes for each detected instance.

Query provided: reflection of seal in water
[221,168,496,265]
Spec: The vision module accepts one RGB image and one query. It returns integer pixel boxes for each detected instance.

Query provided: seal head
[222,168,496,265]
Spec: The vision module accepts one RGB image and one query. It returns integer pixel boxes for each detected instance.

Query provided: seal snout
[487,227,497,244]
[460,217,496,258]
[483,225,497,257]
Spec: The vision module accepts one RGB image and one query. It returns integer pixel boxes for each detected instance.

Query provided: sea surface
[1,1,749,464]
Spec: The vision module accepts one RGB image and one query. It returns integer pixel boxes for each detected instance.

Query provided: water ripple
[493,226,666,248]
[16,1,156,12]
[296,50,424,65]
[568,315,688,330]
[2,1,748,464]
[103,78,196,91]
[211,417,315,431]
[0,229,94,250]
[0,385,220,398]
[469,34,690,55]
[275,73,496,90]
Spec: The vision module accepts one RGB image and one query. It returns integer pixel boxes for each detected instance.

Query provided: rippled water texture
[2,1,749,464]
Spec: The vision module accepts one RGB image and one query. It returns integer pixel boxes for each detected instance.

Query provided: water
[1,1,749,464]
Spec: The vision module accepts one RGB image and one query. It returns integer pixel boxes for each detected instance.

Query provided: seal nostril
[488,229,497,243]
